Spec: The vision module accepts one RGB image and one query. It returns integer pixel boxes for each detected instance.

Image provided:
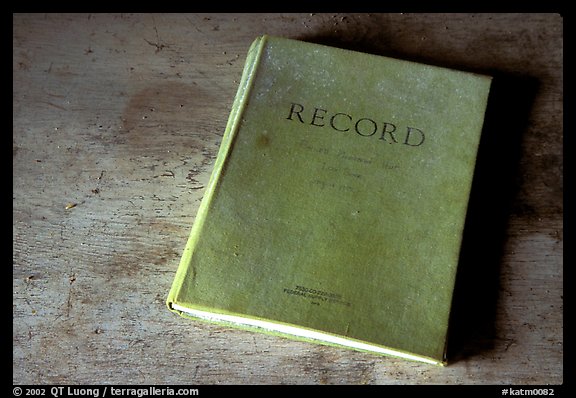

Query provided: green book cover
[167,35,492,366]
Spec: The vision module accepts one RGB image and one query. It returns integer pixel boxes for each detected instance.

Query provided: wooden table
[13,13,563,385]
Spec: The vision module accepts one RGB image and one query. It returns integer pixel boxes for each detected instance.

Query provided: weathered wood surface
[13,13,563,384]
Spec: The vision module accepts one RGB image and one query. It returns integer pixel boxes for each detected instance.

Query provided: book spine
[167,36,268,311]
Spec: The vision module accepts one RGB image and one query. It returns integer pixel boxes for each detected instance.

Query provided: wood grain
[13,13,563,384]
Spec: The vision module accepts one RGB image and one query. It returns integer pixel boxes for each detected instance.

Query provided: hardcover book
[167,35,491,365]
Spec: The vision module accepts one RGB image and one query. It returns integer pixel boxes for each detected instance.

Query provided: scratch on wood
[66,287,73,318]
[37,101,67,111]
[23,297,36,315]
[144,38,167,53]
[65,273,76,318]
[186,16,204,34]
[153,170,175,178]
[144,16,170,53]
[503,339,517,351]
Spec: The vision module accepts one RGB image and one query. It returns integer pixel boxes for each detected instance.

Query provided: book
[167,35,492,366]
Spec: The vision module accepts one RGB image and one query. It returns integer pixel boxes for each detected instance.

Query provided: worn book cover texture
[167,35,492,365]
